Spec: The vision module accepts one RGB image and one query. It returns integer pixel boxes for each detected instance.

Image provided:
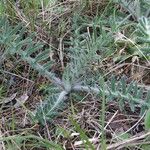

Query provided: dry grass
[0,0,150,150]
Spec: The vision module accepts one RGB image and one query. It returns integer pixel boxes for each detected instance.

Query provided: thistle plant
[114,0,150,20]
[112,0,150,62]
[0,16,150,125]
[115,16,150,61]
[136,16,150,60]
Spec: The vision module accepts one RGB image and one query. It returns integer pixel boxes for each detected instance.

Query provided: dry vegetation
[0,0,150,150]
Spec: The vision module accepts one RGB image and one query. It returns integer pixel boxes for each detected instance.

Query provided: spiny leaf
[35,49,50,63]
[35,91,68,125]
[120,76,126,94]
[43,61,53,70]
[26,43,43,56]
[110,75,116,92]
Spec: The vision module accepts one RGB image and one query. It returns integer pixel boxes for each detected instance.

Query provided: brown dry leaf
[0,93,17,104]
[14,93,29,108]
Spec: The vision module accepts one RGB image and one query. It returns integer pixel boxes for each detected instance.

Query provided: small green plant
[135,16,150,60]
[112,0,150,62]
[114,16,150,61]
[0,15,150,125]
[0,134,63,150]
[114,0,150,20]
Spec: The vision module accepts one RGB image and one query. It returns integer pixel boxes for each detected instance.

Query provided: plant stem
[100,77,106,150]
[23,56,64,88]
[73,85,150,107]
